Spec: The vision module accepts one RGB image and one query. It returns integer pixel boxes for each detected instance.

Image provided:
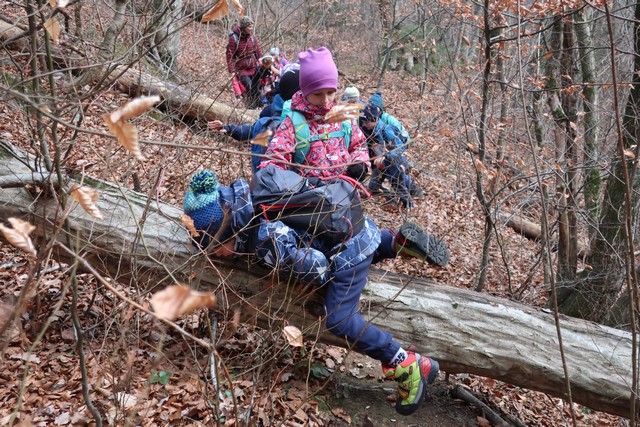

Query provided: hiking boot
[368,184,387,196]
[382,352,439,416]
[395,222,450,266]
[410,187,425,199]
[400,196,414,209]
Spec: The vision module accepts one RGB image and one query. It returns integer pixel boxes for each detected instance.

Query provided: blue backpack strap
[288,111,353,166]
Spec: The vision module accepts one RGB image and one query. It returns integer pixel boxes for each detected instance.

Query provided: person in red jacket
[226,16,263,107]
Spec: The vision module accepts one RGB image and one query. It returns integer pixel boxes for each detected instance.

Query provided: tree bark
[0,140,636,419]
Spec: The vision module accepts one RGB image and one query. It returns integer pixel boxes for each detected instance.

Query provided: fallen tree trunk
[497,212,589,257]
[0,140,635,419]
[0,21,258,125]
[112,65,259,124]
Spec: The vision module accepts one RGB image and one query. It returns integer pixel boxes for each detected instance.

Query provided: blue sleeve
[224,124,253,141]
[254,220,330,286]
[381,125,406,158]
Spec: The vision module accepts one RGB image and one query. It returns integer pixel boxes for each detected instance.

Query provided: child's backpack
[251,165,364,247]
[287,111,352,166]
[380,112,411,146]
[229,32,256,49]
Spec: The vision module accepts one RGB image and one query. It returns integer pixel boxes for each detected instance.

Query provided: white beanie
[342,86,360,101]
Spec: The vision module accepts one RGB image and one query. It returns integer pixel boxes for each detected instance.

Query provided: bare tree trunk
[375,0,394,89]
[474,0,494,292]
[149,0,183,72]
[558,3,640,325]
[0,140,636,419]
[544,16,578,288]
[73,0,129,88]
[575,8,601,235]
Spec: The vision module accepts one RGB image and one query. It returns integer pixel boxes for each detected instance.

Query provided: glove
[346,163,368,182]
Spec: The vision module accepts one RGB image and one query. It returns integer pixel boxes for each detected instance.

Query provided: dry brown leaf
[229,0,244,15]
[331,408,351,424]
[201,0,231,23]
[150,285,216,321]
[476,416,491,427]
[50,0,70,7]
[624,149,635,159]
[251,129,273,147]
[283,325,303,347]
[70,184,104,220]
[109,95,161,123]
[324,103,362,123]
[104,114,144,160]
[0,218,36,256]
[43,17,62,44]
[181,214,200,237]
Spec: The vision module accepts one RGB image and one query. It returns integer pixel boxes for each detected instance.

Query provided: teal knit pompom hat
[368,91,384,110]
[183,170,229,245]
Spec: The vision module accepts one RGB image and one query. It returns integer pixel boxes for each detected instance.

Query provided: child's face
[306,88,336,107]
[361,120,376,130]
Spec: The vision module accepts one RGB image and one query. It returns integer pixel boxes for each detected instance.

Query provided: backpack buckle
[320,130,330,140]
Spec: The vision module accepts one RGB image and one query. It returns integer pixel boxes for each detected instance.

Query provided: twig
[55,242,213,349]
[451,384,511,427]
[70,263,102,426]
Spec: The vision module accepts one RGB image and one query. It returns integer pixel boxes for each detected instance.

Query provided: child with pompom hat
[184,165,448,416]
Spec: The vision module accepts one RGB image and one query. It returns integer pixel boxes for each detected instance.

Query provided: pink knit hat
[298,47,338,96]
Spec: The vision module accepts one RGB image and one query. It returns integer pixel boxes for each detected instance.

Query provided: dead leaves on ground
[282,325,303,347]
[103,95,161,161]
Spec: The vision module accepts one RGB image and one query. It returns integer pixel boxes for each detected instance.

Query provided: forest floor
[0,6,631,427]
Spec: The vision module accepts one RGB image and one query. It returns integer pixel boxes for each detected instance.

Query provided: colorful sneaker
[395,222,450,266]
[382,352,439,415]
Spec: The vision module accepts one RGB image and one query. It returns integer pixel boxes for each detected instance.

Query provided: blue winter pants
[323,230,400,364]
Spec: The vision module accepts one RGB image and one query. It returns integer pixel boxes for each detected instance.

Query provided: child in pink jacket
[258,47,369,181]
[258,47,446,416]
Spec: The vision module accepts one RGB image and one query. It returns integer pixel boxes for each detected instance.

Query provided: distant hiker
[208,69,301,172]
[270,47,289,68]
[226,16,263,108]
[249,55,278,107]
[368,91,411,147]
[341,85,364,105]
[183,165,449,416]
[359,103,424,208]
[269,47,289,83]
[252,46,448,415]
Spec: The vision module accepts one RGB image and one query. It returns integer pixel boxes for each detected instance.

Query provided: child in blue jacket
[208,70,301,172]
[359,104,422,208]
[183,166,449,416]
